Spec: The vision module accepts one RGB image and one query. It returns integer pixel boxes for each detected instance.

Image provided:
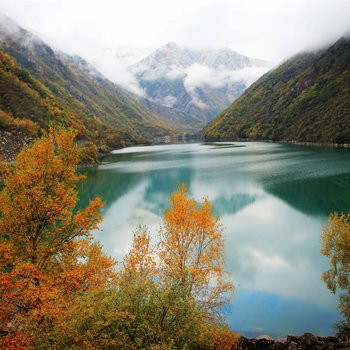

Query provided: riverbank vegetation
[204,37,350,144]
[322,213,350,339]
[0,42,173,163]
[0,129,236,349]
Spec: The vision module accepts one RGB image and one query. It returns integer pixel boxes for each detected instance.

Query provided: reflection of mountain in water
[211,193,258,216]
[77,167,143,212]
[79,162,259,220]
[265,174,350,217]
[78,166,195,214]
[75,142,349,340]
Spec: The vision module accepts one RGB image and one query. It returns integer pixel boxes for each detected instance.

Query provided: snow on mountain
[129,42,271,127]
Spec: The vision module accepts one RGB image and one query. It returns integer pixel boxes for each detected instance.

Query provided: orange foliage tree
[0,129,236,349]
[321,212,350,336]
[0,128,116,349]
[117,185,236,349]
[159,184,234,315]
[157,184,235,348]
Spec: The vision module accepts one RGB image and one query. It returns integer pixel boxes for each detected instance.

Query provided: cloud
[183,63,271,91]
[246,247,291,269]
[0,12,44,49]
[1,0,349,98]
[227,66,271,86]
[184,64,221,89]
[182,63,271,107]
[162,94,178,108]
[1,0,349,69]
[94,53,145,96]
[131,63,186,82]
[165,65,186,80]
[128,54,271,108]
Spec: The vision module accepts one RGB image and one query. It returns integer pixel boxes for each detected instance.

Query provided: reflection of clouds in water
[246,248,291,269]
[96,179,161,261]
[223,195,336,309]
[85,142,350,337]
[189,162,264,203]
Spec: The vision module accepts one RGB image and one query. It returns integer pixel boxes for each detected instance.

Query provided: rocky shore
[232,333,350,350]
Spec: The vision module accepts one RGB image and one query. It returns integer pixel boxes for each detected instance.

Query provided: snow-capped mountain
[129,42,271,127]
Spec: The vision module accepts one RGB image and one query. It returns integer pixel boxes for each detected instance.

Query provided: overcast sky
[1,0,350,83]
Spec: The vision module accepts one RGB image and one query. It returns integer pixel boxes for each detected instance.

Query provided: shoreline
[280,140,350,148]
[203,136,350,148]
[233,333,349,349]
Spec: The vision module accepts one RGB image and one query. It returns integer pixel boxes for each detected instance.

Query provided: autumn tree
[0,130,236,350]
[159,184,234,311]
[157,184,235,348]
[117,185,236,349]
[116,226,161,348]
[321,212,350,338]
[0,128,116,349]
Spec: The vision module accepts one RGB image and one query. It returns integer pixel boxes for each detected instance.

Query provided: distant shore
[203,136,350,148]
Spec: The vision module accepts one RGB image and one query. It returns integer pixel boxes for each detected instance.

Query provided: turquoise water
[79,142,350,339]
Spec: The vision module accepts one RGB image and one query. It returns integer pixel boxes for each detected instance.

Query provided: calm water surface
[79,142,350,339]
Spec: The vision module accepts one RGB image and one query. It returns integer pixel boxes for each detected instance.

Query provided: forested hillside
[0,15,173,160]
[204,37,350,144]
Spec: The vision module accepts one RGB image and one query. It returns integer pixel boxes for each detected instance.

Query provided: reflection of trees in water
[265,174,350,217]
[77,168,144,212]
[77,166,195,215]
[79,145,350,220]
[75,143,350,341]
[140,168,194,216]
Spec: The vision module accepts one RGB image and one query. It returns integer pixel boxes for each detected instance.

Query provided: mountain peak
[163,42,180,50]
[0,12,42,48]
[129,42,270,128]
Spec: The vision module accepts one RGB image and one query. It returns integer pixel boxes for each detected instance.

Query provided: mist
[0,0,349,92]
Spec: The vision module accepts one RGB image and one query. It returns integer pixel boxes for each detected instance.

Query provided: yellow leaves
[0,132,235,350]
[321,212,350,321]
[322,212,350,290]
[73,197,103,235]
[123,226,156,275]
[207,327,239,350]
[117,184,235,349]
[0,128,105,266]
[0,128,117,348]
[13,118,39,135]
[0,332,30,350]
[158,184,233,308]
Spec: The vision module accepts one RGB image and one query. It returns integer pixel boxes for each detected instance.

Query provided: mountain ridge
[204,36,350,144]
[0,14,174,157]
[129,42,270,128]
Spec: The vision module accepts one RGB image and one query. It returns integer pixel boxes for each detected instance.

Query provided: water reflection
[79,142,350,338]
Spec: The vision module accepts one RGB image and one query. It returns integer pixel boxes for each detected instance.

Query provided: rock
[257,335,274,341]
[232,333,349,350]
[233,337,279,350]
[0,129,34,162]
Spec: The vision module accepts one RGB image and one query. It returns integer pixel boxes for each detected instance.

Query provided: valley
[0,4,349,348]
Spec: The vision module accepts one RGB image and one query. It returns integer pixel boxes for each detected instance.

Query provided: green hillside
[0,16,173,155]
[0,49,58,129]
[204,37,350,144]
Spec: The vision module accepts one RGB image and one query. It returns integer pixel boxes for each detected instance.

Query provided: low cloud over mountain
[127,43,271,127]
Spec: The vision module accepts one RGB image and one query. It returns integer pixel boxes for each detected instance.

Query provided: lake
[79,141,350,339]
